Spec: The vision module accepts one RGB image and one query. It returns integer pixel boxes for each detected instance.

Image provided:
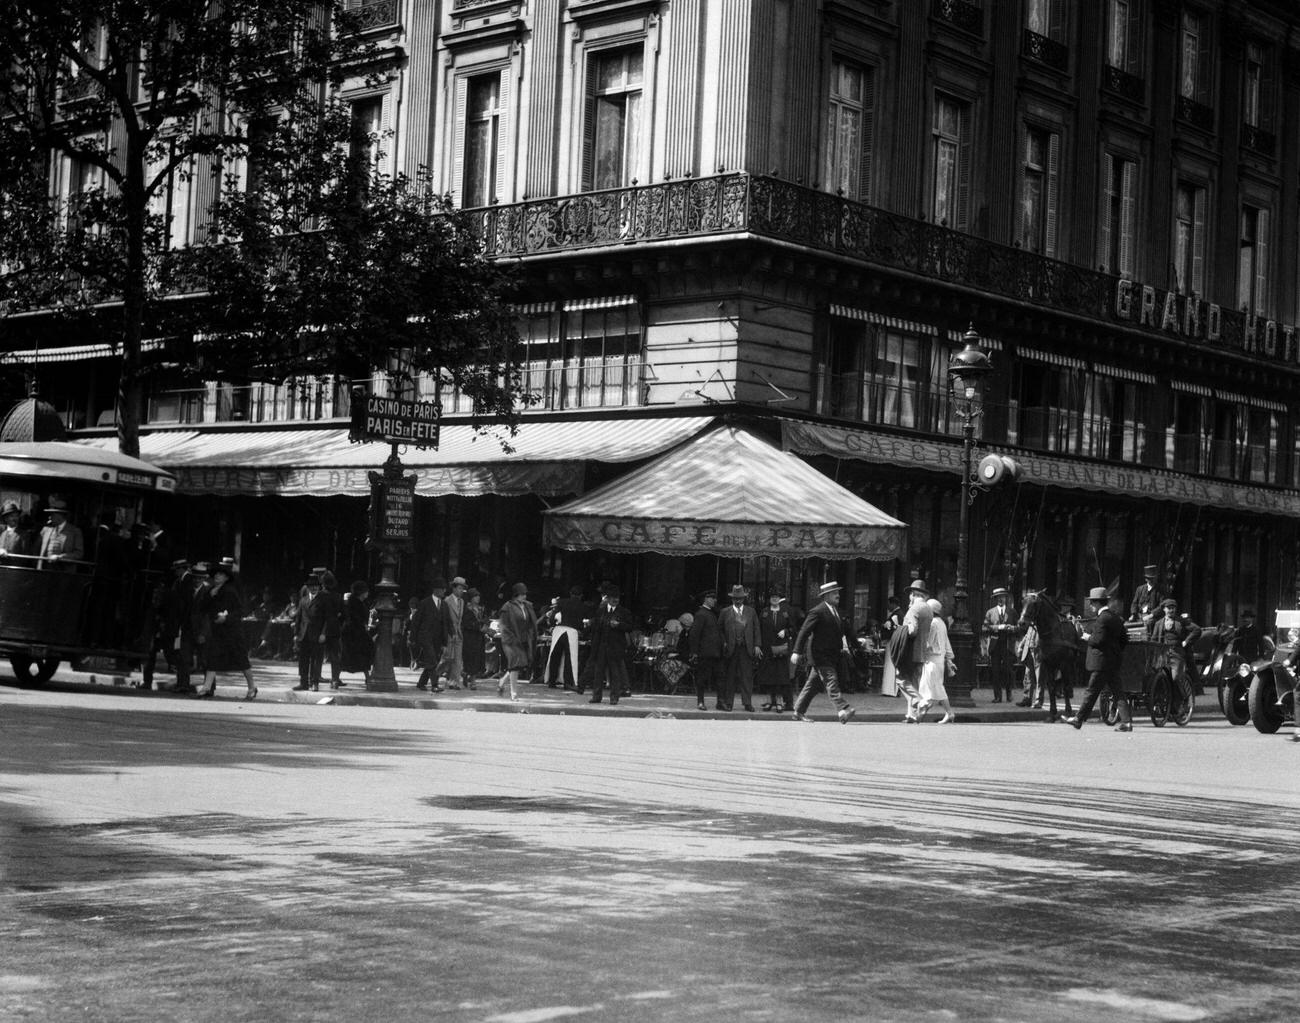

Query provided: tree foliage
[0,1,527,453]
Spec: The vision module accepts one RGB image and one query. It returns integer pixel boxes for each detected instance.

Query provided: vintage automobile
[1236,610,1298,734]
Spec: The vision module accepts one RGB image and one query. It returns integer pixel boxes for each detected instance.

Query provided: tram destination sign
[350,394,440,449]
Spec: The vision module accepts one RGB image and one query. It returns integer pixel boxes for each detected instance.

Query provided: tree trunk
[117,146,147,458]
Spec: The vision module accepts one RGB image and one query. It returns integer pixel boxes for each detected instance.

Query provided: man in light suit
[790,580,857,723]
[981,587,1016,702]
[719,584,761,712]
[38,497,84,569]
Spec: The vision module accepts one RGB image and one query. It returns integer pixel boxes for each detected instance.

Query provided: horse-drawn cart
[1097,628,1197,727]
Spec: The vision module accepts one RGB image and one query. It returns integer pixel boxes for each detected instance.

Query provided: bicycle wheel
[1149,671,1171,728]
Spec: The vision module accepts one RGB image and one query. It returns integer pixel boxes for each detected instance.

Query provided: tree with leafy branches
[0,1,526,455]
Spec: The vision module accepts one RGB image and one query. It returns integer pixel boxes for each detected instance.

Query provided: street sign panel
[367,471,417,551]
[350,393,440,449]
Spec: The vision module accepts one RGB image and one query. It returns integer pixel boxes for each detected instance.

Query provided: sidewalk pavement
[20,657,1227,723]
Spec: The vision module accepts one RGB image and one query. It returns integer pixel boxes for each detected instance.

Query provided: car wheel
[1222,677,1251,726]
[1248,672,1283,734]
[10,655,60,685]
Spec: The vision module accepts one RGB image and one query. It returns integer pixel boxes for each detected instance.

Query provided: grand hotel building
[6,0,1300,627]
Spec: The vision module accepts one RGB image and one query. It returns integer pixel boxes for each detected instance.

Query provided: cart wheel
[1222,677,1251,726]
[1149,671,1171,727]
[1248,672,1283,734]
[1099,692,1118,726]
[10,654,60,685]
[1215,681,1226,714]
[1173,678,1194,727]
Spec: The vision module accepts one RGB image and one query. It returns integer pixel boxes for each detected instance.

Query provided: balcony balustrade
[933,0,983,34]
[1242,123,1276,158]
[1102,65,1145,103]
[1176,95,1215,131]
[1022,30,1069,72]
[347,0,399,32]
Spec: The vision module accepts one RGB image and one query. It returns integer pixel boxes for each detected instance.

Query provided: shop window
[1242,408,1277,484]
[1015,362,1082,454]
[1167,392,1204,474]
[931,94,971,231]
[516,301,643,409]
[453,69,509,209]
[583,45,644,192]
[1100,154,1137,278]
[823,320,947,432]
[1237,205,1269,316]
[1173,182,1207,297]
[824,58,875,203]
[1020,125,1059,256]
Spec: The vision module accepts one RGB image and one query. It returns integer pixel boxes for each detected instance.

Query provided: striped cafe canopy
[542,423,907,560]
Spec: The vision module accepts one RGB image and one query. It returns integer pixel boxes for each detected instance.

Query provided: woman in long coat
[496,582,538,702]
[336,580,373,686]
[194,563,256,700]
[756,593,795,711]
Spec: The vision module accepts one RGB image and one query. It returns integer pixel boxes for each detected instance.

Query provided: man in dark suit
[688,589,722,711]
[1129,564,1162,632]
[1065,587,1132,731]
[587,584,634,705]
[719,584,761,712]
[790,580,857,723]
[412,577,447,691]
[166,557,197,694]
[981,587,1015,702]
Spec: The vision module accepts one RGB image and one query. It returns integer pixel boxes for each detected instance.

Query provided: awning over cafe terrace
[542,424,908,559]
[74,416,714,497]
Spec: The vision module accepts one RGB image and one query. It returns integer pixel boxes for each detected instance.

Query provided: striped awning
[1171,380,1214,397]
[74,415,713,499]
[543,424,907,560]
[1093,363,1158,385]
[829,306,936,335]
[564,295,636,311]
[1018,347,1086,369]
[1,338,165,364]
[1216,389,1287,413]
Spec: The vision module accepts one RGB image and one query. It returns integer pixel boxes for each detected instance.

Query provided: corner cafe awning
[73,417,713,498]
[542,424,907,559]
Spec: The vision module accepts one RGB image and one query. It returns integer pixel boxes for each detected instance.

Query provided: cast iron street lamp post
[946,325,992,707]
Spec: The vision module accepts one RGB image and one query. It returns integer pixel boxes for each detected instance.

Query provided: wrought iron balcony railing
[933,0,984,35]
[348,0,399,32]
[1242,123,1277,158]
[463,172,1260,367]
[1176,95,1214,131]
[1022,30,1069,72]
[1102,65,1145,103]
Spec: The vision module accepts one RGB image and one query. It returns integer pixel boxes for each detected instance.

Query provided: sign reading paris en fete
[349,393,441,449]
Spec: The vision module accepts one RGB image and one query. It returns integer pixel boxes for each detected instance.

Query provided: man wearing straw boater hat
[790,580,857,723]
[981,587,1016,703]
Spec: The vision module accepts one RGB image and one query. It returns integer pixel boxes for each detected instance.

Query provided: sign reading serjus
[350,394,440,449]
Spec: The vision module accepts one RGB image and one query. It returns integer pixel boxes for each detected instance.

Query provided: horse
[1016,590,1081,721]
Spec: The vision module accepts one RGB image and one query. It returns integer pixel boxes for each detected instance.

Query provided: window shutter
[450,74,468,206]
[1190,186,1206,296]
[1020,128,1033,243]
[1099,156,1113,272]
[1049,0,1066,43]
[1261,48,1275,130]
[1045,131,1060,258]
[494,67,510,203]
[581,56,598,192]
[1255,208,1270,313]
[956,102,971,231]
[1118,158,1136,280]
[858,68,875,203]
[379,91,393,176]
[1196,20,1211,102]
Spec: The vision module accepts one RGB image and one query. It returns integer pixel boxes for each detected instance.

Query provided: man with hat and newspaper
[790,580,858,723]
[719,583,761,712]
[981,587,1016,702]
[1065,587,1132,731]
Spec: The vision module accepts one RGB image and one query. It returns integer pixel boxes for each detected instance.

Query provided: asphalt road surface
[2,687,1298,1023]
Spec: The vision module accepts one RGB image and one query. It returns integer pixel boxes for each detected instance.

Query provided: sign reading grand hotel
[350,394,441,448]
[1113,279,1300,364]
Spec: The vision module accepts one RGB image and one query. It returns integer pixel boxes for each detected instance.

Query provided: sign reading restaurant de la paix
[1113,278,1300,364]
[349,393,441,449]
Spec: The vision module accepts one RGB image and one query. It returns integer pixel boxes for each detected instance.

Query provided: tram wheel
[10,654,60,685]
[1099,692,1118,726]
[1149,671,1171,728]
[1222,677,1251,726]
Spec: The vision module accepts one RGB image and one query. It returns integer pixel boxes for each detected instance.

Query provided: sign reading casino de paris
[349,393,441,449]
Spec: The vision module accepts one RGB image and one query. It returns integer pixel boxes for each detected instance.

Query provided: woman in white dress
[918,597,956,723]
